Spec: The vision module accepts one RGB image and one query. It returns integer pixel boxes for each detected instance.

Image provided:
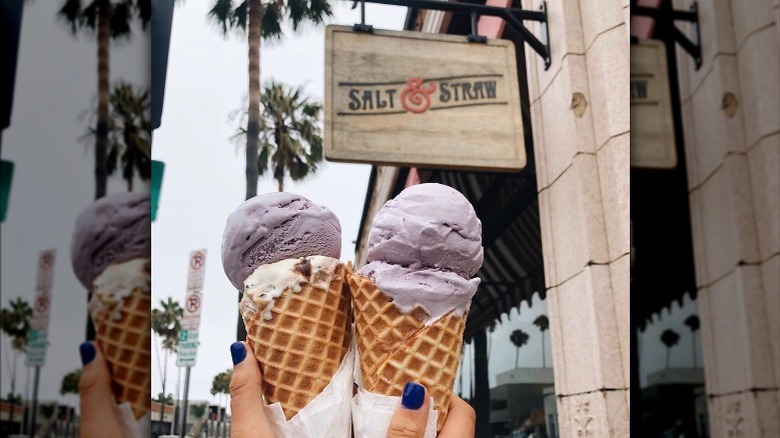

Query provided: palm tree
[207,0,332,199]
[38,402,59,438]
[59,369,80,436]
[151,297,182,423]
[210,369,231,437]
[486,320,497,358]
[188,402,208,437]
[533,314,550,368]
[58,0,151,199]
[0,297,32,424]
[684,315,700,368]
[250,81,324,192]
[156,392,174,405]
[83,82,152,192]
[107,82,152,191]
[660,329,680,369]
[510,329,529,369]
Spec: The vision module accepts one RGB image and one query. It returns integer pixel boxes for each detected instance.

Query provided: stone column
[672,0,780,436]
[521,0,630,436]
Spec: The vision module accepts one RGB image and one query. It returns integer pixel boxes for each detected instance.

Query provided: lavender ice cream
[359,183,483,322]
[221,192,342,291]
[70,193,151,291]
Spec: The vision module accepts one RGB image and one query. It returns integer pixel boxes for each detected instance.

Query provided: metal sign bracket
[349,0,552,69]
[632,1,702,70]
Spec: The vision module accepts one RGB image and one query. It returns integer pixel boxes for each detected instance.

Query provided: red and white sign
[35,249,56,291]
[181,249,207,330]
[186,250,207,292]
[31,250,56,330]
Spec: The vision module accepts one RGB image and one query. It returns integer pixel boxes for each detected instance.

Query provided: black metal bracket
[349,0,552,70]
[632,1,702,70]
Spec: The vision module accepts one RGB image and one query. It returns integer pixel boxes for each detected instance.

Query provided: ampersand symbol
[401,77,437,113]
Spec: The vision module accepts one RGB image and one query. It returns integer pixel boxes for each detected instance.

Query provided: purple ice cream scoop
[70,192,151,291]
[360,183,483,321]
[366,183,483,277]
[221,192,342,291]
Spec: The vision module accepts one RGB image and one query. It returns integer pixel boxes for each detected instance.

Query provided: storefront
[344,1,631,436]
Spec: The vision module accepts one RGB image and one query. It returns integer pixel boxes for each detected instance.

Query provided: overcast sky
[1,0,698,414]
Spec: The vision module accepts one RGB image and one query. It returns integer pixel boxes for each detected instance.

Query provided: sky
[0,0,700,415]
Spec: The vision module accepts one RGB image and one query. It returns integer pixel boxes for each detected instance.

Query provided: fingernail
[79,342,95,365]
[230,342,246,365]
[401,382,425,410]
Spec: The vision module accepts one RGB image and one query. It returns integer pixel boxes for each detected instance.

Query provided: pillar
[672,0,780,435]
[521,0,630,436]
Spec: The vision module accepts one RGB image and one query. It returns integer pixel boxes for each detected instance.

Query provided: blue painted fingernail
[401,382,425,410]
[230,342,246,365]
[79,342,95,365]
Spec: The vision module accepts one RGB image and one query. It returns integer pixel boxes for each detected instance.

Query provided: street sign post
[27,249,55,438]
[176,249,206,438]
[26,249,55,367]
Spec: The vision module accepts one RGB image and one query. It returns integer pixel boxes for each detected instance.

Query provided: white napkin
[262,345,355,438]
[114,402,150,438]
[352,387,438,438]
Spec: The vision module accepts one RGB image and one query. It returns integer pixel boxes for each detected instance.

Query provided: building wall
[672,0,780,436]
[521,0,630,436]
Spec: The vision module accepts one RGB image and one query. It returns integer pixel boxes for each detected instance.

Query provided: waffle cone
[90,287,152,420]
[349,273,465,432]
[240,260,352,420]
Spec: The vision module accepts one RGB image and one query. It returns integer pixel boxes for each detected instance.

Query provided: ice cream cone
[349,273,465,432]
[239,257,352,420]
[89,286,152,420]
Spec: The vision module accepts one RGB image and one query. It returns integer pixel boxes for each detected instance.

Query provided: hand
[78,342,123,437]
[387,383,476,438]
[228,341,275,438]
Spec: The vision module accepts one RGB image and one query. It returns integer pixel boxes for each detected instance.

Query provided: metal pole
[173,365,182,434]
[28,367,40,438]
[180,366,191,438]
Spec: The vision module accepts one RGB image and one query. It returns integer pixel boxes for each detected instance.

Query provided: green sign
[26,330,48,367]
[176,329,199,367]
[1,160,14,222]
[151,160,165,221]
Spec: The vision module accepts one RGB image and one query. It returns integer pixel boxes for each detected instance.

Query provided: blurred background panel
[1,0,149,435]
[630,0,779,436]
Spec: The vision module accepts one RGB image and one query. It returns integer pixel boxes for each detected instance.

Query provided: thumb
[78,342,122,437]
[387,382,431,438]
[229,341,274,438]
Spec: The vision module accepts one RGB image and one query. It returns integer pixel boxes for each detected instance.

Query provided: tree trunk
[473,331,491,438]
[277,178,283,192]
[160,351,168,423]
[666,347,670,369]
[458,348,464,397]
[9,349,16,423]
[542,332,546,368]
[236,0,263,342]
[245,0,262,201]
[95,0,111,200]
[515,347,519,369]
[692,333,697,368]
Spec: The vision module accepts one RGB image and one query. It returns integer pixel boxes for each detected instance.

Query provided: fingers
[229,341,273,438]
[439,393,476,438]
[78,342,123,437]
[387,382,431,438]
